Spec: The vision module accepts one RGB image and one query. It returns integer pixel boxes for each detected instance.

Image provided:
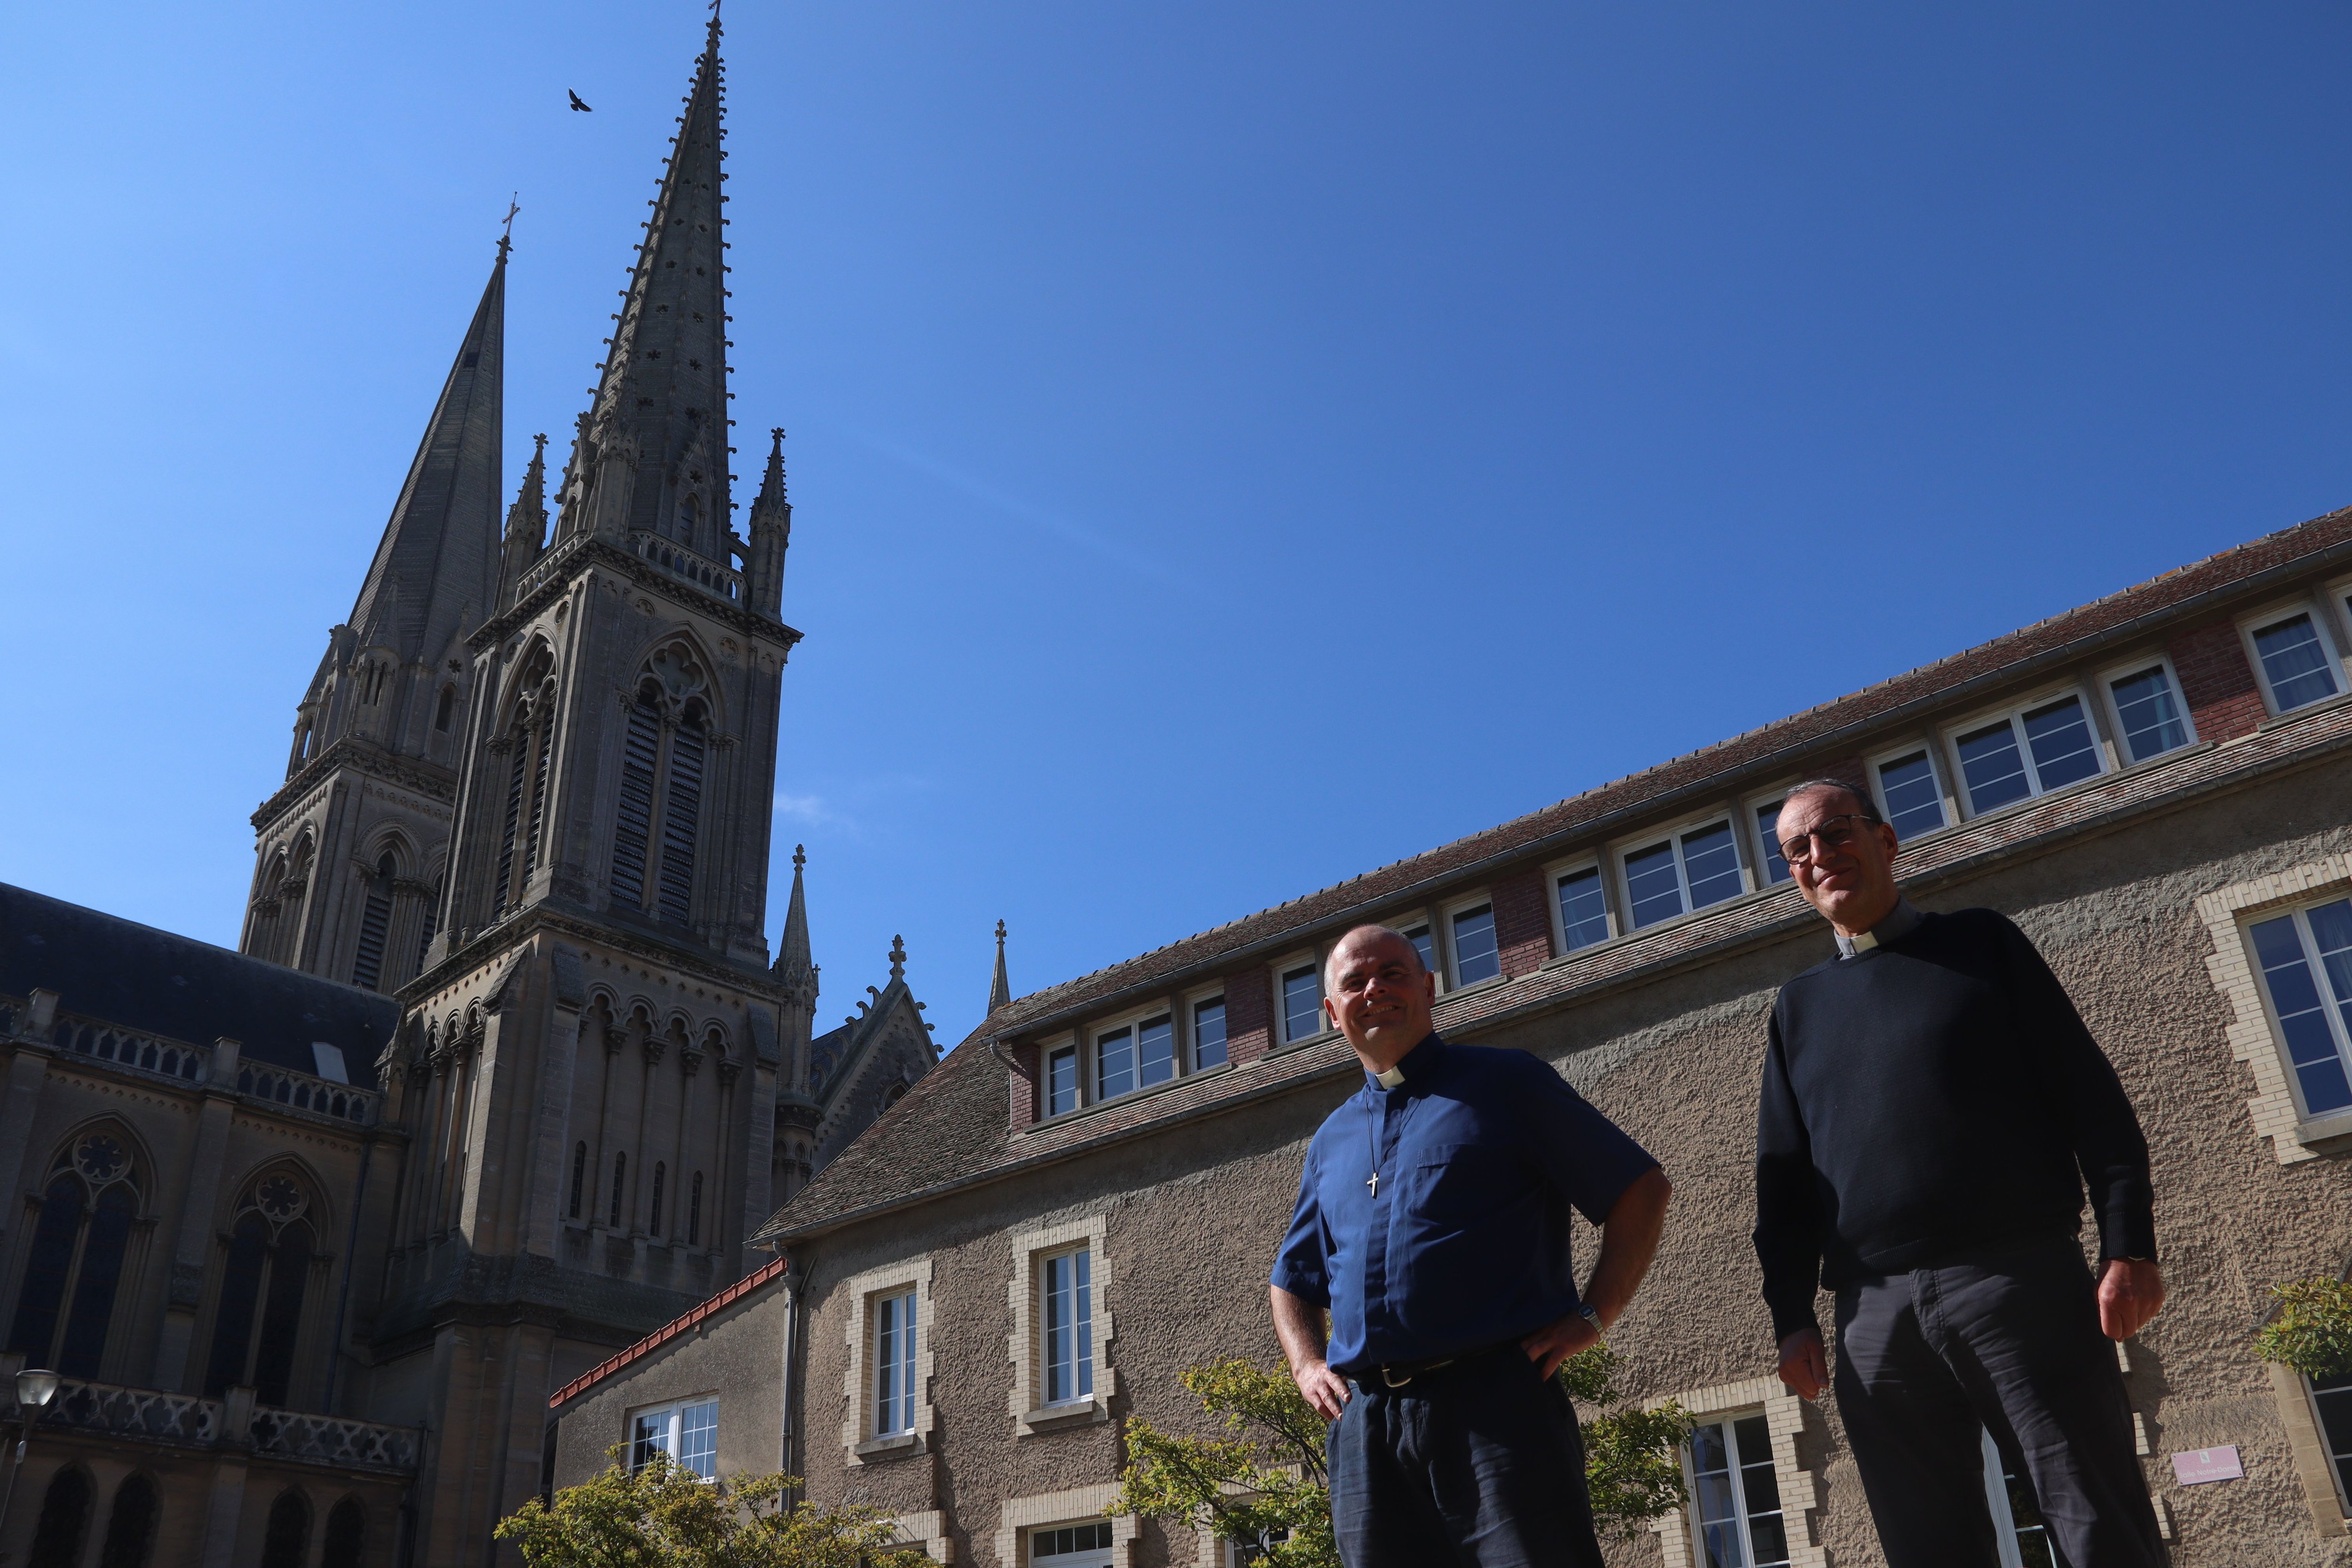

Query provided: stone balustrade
[33,1376,420,1474]
[630,530,743,602]
[234,1060,379,1127]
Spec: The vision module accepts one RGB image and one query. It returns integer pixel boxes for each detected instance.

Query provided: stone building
[0,16,937,1567]
[554,504,2352,1568]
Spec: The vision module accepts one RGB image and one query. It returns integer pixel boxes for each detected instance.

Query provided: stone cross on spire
[989,920,1012,1013]
[889,935,906,983]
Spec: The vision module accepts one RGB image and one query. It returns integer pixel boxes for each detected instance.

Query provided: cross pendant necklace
[1367,1092,1405,1201]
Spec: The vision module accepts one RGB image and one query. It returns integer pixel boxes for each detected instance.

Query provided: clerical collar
[1375,1066,1406,1089]
[1836,896,1922,959]
[1367,1033,1439,1091]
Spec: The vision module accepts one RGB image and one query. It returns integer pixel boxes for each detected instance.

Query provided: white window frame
[1646,1377,1824,1568]
[2095,652,2199,767]
[1039,1032,1080,1120]
[1029,1520,1118,1567]
[1007,1217,1115,1435]
[1441,892,1502,989]
[1545,855,1616,957]
[2239,596,2349,717]
[1747,790,1797,887]
[993,1487,1136,1568]
[2304,1369,2352,1519]
[2195,853,2352,1165]
[1615,811,1750,932]
[841,1258,935,1461]
[1184,987,1230,1073]
[628,1394,720,1480]
[1388,910,1440,991]
[2242,896,2352,1125]
[1977,1428,2061,1568]
[1272,951,1329,1046]
[1939,682,2111,819]
[873,1288,918,1437]
[1683,1409,1794,1568]
[1866,739,1956,843]
[1089,1002,1178,1105]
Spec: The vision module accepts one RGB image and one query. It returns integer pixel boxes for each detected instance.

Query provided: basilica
[0,15,935,1566]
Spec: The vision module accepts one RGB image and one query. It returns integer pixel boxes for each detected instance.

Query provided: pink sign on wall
[2170,1446,2244,1486]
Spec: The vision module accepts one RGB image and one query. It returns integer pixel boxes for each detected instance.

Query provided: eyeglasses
[1778,813,1880,867]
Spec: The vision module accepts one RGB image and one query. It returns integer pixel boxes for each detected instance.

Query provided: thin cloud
[773,792,844,828]
[847,428,1179,585]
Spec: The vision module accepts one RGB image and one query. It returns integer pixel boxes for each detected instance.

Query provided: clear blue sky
[4,1,2346,1052]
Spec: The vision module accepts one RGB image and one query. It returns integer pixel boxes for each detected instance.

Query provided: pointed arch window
[570,1142,588,1220]
[6,1132,142,1378]
[434,685,457,732]
[650,1162,666,1237]
[258,1490,310,1568]
[203,1175,317,1406]
[688,1172,704,1247]
[415,879,441,971]
[608,664,710,926]
[676,492,700,546]
[493,677,557,918]
[611,1153,628,1229]
[351,853,397,992]
[26,1466,92,1568]
[97,1472,158,1568]
[323,1498,366,1564]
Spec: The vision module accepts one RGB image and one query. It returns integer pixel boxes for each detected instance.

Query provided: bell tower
[359,16,804,1560]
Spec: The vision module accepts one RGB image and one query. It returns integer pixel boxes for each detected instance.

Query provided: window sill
[1437,974,1510,1003]
[2295,1109,2352,1157]
[1018,1399,1110,1435]
[852,1432,924,1460]
[1019,1063,1233,1137]
[2262,690,2352,732]
[1269,1027,1343,1058]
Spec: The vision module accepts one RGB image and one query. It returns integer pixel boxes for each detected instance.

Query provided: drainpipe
[779,1251,805,1481]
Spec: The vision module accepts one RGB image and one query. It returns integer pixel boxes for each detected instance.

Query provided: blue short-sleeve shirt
[1269,1033,1657,1374]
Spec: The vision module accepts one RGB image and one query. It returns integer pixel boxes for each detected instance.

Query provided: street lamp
[0,1369,60,1549]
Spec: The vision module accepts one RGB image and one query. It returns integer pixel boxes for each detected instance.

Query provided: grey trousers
[1832,1235,2166,1568]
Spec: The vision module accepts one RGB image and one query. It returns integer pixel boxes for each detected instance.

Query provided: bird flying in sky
[568,90,593,112]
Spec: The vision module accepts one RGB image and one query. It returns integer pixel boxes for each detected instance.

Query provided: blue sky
[3,1,2346,1051]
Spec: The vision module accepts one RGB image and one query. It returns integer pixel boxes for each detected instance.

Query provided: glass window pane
[1682,823,1744,909]
[1699,1520,1747,1568]
[1047,1047,1079,1117]
[1045,1255,1073,1402]
[631,1411,667,1472]
[2255,614,2340,711]
[1744,1511,1789,1568]
[1452,905,1499,985]
[1096,1027,1135,1100]
[1756,804,1790,884]
[1956,719,2032,813]
[2109,666,2189,762]
[2253,915,2352,1113]
[2314,1380,2352,1457]
[1282,966,1322,1042]
[1404,926,1435,975]
[1557,868,1610,950]
[1137,1016,1175,1087]
[1877,750,1946,837]
[1075,1248,1094,1397]
[678,1400,717,1479]
[2308,903,2352,1050]
[2021,696,2101,791]
[1626,841,1685,929]
[1192,1000,1227,1069]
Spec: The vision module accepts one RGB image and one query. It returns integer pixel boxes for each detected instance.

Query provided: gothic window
[323,1498,365,1563]
[676,492,700,546]
[570,1142,588,1220]
[25,1466,92,1568]
[203,1174,316,1406]
[523,681,557,882]
[96,1473,158,1568]
[611,1153,628,1228]
[608,654,711,926]
[351,853,396,992]
[5,1131,142,1378]
[258,1490,309,1568]
[434,685,457,732]
[688,1172,704,1246]
[650,1162,666,1236]
[415,878,441,971]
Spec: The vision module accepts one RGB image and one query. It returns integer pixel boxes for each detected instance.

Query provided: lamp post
[0,1369,60,1558]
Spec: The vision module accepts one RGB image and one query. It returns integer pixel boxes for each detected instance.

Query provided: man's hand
[1287,1354,1352,1421]
[2098,1258,2166,1340]
[1521,1312,1602,1380]
[1777,1328,1828,1401]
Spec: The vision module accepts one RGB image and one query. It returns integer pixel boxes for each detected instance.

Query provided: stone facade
[0,16,938,1566]
[556,509,2352,1567]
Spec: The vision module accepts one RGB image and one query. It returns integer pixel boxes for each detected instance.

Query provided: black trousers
[1832,1235,2167,1568]
[1327,1352,1604,1568]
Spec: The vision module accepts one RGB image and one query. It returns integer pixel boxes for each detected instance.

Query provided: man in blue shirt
[1270,924,1672,1568]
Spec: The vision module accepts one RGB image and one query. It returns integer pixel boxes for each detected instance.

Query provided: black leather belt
[1362,1342,1522,1389]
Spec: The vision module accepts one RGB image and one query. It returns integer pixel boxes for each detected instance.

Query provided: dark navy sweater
[1753,907,2156,1342]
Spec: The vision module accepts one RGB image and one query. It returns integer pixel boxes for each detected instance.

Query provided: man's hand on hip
[1778,1328,1828,1401]
[2098,1258,2166,1340]
[1288,1357,1351,1422]
[1521,1311,1602,1381]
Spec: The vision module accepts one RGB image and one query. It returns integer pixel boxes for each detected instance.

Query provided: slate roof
[0,881,400,1075]
[752,501,2352,1248]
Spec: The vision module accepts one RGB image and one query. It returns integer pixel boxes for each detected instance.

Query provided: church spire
[559,11,732,562]
[346,241,506,663]
[775,844,814,988]
[745,426,791,616]
[989,920,1012,1013]
[496,433,548,608]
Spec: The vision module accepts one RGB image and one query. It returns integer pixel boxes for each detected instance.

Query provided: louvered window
[523,719,554,878]
[415,887,439,970]
[350,854,395,991]
[658,717,705,923]
[493,731,529,917]
[609,702,663,910]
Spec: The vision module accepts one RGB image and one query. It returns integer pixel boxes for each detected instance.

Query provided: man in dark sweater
[1755,780,2168,1568]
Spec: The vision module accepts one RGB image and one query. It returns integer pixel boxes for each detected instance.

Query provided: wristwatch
[1578,1305,1605,1338]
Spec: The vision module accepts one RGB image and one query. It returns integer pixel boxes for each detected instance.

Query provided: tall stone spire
[745,426,791,615]
[558,10,732,564]
[347,242,506,664]
[990,920,1012,1013]
[775,844,814,988]
[495,432,549,608]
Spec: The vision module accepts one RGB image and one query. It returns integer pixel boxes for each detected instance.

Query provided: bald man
[1271,924,1672,1568]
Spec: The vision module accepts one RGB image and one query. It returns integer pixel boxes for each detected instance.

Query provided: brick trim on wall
[838,1255,936,1464]
[993,1484,1137,1568]
[1005,1215,1116,1435]
[1645,1377,1826,1568]
[2194,851,2352,1165]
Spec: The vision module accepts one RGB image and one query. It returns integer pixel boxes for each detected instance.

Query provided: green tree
[1118,1352,1694,1563]
[2256,1276,2352,1379]
[495,1448,930,1568]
